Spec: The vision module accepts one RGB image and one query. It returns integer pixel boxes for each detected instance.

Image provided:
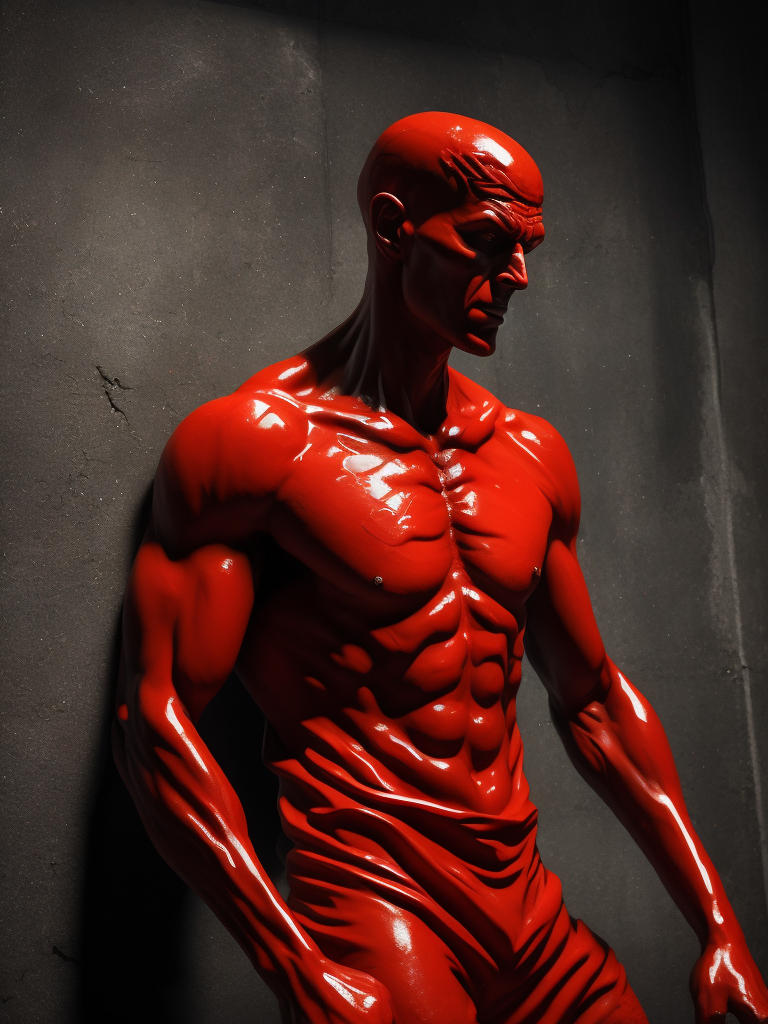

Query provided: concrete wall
[1,2,766,1021]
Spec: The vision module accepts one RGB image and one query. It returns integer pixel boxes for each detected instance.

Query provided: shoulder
[499,406,581,535]
[162,385,306,486]
[446,369,580,533]
[153,369,309,552]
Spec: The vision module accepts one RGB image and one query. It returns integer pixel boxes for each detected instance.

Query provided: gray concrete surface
[1,2,766,1022]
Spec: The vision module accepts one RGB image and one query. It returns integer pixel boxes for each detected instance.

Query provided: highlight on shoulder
[150,376,309,555]
[501,405,581,532]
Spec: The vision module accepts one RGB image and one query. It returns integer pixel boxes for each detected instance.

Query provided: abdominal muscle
[236,570,540,887]
[240,595,548,970]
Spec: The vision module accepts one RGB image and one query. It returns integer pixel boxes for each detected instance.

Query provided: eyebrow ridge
[461,205,542,246]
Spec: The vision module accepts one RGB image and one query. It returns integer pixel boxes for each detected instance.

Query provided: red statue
[114,112,768,1023]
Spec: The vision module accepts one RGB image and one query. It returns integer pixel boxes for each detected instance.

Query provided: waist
[265,721,539,875]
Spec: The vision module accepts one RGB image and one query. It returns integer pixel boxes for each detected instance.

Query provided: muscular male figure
[114,112,768,1023]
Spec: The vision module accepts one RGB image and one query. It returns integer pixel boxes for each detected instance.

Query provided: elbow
[115,675,177,768]
[550,704,611,780]
[111,702,154,805]
[548,681,615,780]
[112,712,130,787]
[547,655,613,723]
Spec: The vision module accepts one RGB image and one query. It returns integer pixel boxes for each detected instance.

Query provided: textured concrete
[1,3,328,1020]
[1,2,766,1022]
[689,0,768,910]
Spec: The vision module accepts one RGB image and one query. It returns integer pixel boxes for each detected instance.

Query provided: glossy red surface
[114,112,768,1023]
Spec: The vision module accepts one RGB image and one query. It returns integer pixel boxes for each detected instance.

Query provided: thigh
[292,883,478,1024]
[587,985,649,1024]
[490,910,648,1024]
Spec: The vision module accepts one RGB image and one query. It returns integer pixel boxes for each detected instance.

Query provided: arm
[524,461,768,1024]
[114,407,392,1024]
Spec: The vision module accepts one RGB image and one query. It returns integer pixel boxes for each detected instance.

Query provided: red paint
[115,113,768,1023]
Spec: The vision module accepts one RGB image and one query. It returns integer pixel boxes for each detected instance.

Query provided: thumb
[695,1012,726,1024]
[691,966,727,1024]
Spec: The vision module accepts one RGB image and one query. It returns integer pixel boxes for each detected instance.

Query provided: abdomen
[237,567,525,815]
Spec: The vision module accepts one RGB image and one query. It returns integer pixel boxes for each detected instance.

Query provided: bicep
[524,536,610,716]
[123,534,256,723]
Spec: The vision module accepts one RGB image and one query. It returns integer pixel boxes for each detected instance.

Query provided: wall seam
[685,1,768,917]
[317,0,334,304]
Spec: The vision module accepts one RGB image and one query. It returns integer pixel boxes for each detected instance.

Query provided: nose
[496,243,528,291]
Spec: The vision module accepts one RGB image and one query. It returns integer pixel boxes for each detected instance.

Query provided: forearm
[551,657,739,949]
[114,681,323,1001]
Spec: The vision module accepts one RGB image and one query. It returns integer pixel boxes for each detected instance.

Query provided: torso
[169,354,575,819]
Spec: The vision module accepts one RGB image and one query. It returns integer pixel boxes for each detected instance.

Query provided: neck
[308,266,452,435]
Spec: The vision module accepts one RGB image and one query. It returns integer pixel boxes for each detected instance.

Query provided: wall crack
[95,365,132,422]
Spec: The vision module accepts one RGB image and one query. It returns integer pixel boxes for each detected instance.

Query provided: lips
[468,304,508,327]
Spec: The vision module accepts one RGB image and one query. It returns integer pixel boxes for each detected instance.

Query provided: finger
[693,996,727,1024]
[694,1012,725,1024]
[691,972,728,1024]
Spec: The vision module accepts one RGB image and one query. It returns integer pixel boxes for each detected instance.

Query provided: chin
[458,331,498,357]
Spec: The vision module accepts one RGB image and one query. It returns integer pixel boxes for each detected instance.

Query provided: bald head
[358,111,544,245]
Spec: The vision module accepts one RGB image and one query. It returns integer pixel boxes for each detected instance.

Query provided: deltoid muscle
[114,112,768,1024]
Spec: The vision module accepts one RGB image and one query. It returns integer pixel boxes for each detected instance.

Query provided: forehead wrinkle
[482,199,545,248]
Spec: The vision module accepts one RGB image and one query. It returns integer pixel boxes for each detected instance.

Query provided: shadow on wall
[76,486,286,1022]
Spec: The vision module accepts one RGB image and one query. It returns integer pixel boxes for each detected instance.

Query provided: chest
[273,429,552,602]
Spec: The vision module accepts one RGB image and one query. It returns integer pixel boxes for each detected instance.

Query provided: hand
[690,937,768,1023]
[289,957,395,1024]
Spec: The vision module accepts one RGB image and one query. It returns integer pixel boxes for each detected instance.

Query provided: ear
[370,192,412,263]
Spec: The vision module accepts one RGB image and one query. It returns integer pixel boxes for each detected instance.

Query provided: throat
[304,290,453,436]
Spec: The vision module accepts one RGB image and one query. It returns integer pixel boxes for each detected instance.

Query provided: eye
[475,230,500,247]
[461,227,509,254]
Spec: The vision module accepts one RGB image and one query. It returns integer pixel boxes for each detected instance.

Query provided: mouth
[468,303,508,328]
